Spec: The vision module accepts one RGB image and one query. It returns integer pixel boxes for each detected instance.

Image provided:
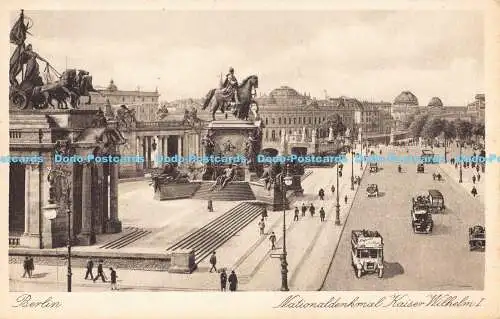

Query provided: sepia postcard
[1,0,499,318]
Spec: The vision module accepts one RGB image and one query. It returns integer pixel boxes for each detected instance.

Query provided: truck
[351,230,384,278]
[410,196,433,234]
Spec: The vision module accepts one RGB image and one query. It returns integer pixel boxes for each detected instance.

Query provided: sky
[12,10,484,106]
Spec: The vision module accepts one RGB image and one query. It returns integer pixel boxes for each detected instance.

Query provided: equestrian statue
[202,67,259,121]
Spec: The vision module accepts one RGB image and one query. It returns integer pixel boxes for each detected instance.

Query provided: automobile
[469,225,485,251]
[428,189,445,213]
[351,230,384,278]
[411,200,433,234]
[366,184,379,197]
[369,162,378,173]
[417,163,425,173]
[421,149,437,164]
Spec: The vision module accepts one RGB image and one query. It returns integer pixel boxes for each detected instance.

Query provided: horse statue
[202,75,259,121]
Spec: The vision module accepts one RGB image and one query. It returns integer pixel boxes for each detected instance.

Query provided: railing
[136,121,186,129]
[9,237,20,246]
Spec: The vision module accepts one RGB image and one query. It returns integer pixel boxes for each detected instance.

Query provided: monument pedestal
[168,249,197,274]
[106,219,122,233]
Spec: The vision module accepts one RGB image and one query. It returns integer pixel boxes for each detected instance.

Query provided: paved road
[322,146,484,291]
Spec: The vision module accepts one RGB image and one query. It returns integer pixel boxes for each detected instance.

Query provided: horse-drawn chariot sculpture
[9,10,100,110]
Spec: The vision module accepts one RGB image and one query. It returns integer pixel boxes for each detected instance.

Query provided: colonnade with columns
[135,133,202,169]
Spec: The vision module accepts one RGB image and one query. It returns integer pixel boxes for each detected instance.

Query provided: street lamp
[335,163,341,225]
[279,165,293,291]
[351,151,355,190]
[459,140,463,183]
[43,169,72,292]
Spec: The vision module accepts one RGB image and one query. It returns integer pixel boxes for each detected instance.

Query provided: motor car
[351,230,384,278]
[366,184,379,197]
[411,203,433,234]
[417,163,425,173]
[469,225,485,251]
[428,189,445,213]
[369,162,378,173]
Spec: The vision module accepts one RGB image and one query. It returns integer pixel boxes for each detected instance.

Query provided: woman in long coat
[228,270,238,291]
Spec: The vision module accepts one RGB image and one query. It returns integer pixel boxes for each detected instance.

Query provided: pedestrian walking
[261,207,268,221]
[220,269,227,291]
[344,195,348,204]
[309,203,315,217]
[318,188,325,200]
[85,258,94,280]
[22,256,30,278]
[269,232,276,250]
[28,257,34,277]
[455,163,458,169]
[93,260,106,282]
[319,207,325,222]
[471,186,478,197]
[207,199,213,212]
[258,218,265,235]
[209,251,217,273]
[472,175,476,184]
[477,173,481,182]
[228,270,238,292]
[331,185,335,195]
[301,203,307,217]
[109,268,118,290]
[476,165,480,173]
[294,207,299,221]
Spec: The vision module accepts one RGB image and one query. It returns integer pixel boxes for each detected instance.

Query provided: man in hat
[209,251,217,273]
[228,270,238,292]
[269,231,277,250]
[93,260,106,283]
[85,258,94,280]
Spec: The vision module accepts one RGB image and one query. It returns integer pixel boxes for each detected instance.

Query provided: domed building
[428,97,444,108]
[394,91,419,106]
[391,90,419,129]
[264,86,308,106]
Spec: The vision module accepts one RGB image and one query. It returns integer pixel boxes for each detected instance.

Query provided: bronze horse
[202,75,258,121]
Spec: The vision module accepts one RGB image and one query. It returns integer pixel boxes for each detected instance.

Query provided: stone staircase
[192,182,256,201]
[166,202,263,264]
[99,227,152,249]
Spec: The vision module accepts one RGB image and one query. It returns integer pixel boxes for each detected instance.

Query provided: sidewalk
[434,146,485,206]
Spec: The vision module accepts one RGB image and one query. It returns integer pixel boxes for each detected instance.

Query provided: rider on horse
[222,67,240,105]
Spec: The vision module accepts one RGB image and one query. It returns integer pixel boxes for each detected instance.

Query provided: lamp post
[279,165,293,291]
[351,151,355,190]
[335,163,341,225]
[43,168,72,292]
[459,140,463,183]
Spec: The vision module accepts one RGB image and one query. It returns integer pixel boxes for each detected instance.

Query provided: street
[322,146,484,290]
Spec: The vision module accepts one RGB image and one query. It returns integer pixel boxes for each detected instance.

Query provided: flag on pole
[10,10,28,46]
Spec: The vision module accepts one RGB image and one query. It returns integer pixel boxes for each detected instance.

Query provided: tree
[409,114,429,138]
[323,114,346,138]
[442,120,456,146]
[454,119,473,142]
[403,113,416,129]
[473,123,485,142]
[421,118,445,141]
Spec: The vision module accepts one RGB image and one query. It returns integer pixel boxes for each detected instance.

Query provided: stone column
[142,137,147,170]
[164,135,169,157]
[23,164,31,235]
[106,163,122,233]
[95,165,104,234]
[147,137,152,169]
[21,164,41,248]
[79,163,95,245]
[157,136,164,162]
[102,165,109,230]
[177,136,183,157]
[153,135,160,168]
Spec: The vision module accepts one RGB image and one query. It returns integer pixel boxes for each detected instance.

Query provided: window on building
[279,118,281,125]
[309,118,312,124]
[266,118,268,125]
[271,130,276,141]
[289,129,292,135]
[289,118,291,125]
[122,97,125,102]
[265,130,268,140]
[272,118,275,125]
[298,117,301,124]
[294,118,297,124]
[303,117,306,124]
